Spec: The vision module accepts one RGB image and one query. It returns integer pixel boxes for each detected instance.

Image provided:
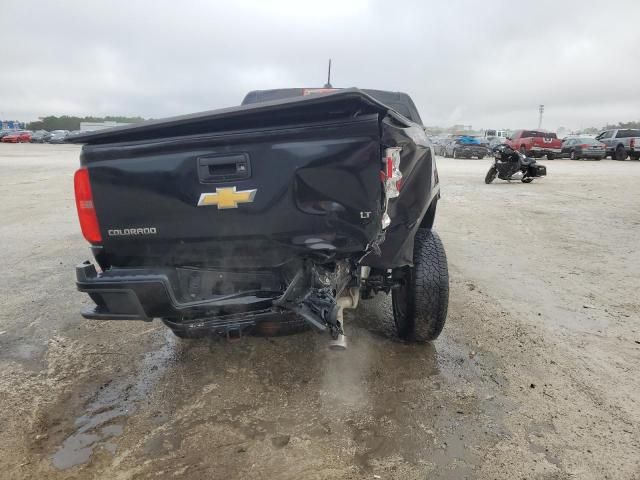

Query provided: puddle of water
[52,330,177,470]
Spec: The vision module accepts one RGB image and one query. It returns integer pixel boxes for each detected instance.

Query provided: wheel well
[419,198,438,230]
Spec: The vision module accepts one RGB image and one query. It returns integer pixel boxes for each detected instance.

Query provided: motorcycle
[485,144,547,184]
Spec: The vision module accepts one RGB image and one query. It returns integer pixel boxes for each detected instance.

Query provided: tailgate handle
[197,153,251,183]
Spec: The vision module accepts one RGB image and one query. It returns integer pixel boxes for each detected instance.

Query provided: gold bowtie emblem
[197,187,257,209]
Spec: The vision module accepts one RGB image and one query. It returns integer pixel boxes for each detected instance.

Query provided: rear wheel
[392,229,449,342]
[615,146,628,161]
[484,167,497,184]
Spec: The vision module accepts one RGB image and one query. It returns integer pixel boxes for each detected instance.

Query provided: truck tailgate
[81,116,383,268]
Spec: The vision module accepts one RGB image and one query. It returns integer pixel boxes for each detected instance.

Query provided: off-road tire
[392,229,449,342]
[615,146,628,161]
[485,167,497,184]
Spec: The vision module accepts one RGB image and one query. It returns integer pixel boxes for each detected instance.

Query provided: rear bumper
[76,261,278,322]
[76,260,348,336]
[580,149,605,158]
[530,146,561,153]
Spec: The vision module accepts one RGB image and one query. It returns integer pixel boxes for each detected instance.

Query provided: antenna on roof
[324,59,332,88]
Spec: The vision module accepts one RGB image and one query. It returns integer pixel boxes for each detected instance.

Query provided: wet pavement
[1,144,639,479]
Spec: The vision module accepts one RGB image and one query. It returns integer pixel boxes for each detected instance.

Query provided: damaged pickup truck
[71,88,448,348]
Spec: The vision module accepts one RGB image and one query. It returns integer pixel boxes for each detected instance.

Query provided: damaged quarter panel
[362,117,438,269]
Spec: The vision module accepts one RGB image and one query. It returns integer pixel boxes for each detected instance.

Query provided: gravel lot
[1,144,639,479]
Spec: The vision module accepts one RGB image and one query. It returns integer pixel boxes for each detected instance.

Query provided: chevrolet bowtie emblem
[197,187,257,209]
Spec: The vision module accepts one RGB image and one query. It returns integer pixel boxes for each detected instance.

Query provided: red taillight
[74,168,102,244]
[381,149,403,196]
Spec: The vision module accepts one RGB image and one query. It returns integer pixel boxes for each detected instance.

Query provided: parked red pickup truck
[506,130,562,159]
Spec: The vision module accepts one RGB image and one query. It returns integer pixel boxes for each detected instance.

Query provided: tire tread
[394,229,449,342]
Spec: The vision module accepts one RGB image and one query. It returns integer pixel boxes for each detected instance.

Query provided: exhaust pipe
[327,287,360,351]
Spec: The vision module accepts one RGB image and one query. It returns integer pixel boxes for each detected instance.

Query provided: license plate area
[176,267,283,301]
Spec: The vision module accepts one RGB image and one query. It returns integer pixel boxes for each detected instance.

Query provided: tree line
[602,121,640,130]
[26,115,146,131]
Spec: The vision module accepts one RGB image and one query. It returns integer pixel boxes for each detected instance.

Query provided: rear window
[575,137,599,145]
[616,129,640,138]
[242,88,423,124]
[522,130,558,139]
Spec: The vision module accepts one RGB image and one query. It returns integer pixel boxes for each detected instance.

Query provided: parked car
[472,136,491,149]
[487,136,505,149]
[48,130,70,143]
[595,129,640,160]
[443,136,488,159]
[0,129,15,139]
[561,137,606,160]
[1,131,32,143]
[431,136,450,156]
[505,130,562,159]
[30,130,52,143]
[69,87,449,345]
[484,129,510,141]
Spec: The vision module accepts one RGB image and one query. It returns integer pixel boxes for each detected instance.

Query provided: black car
[561,137,606,160]
[443,137,488,159]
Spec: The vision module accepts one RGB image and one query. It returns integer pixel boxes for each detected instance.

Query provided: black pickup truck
[70,88,448,347]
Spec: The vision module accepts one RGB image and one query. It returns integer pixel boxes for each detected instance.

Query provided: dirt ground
[0,144,638,479]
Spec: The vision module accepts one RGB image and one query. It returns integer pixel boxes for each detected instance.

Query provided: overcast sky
[1,0,639,131]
